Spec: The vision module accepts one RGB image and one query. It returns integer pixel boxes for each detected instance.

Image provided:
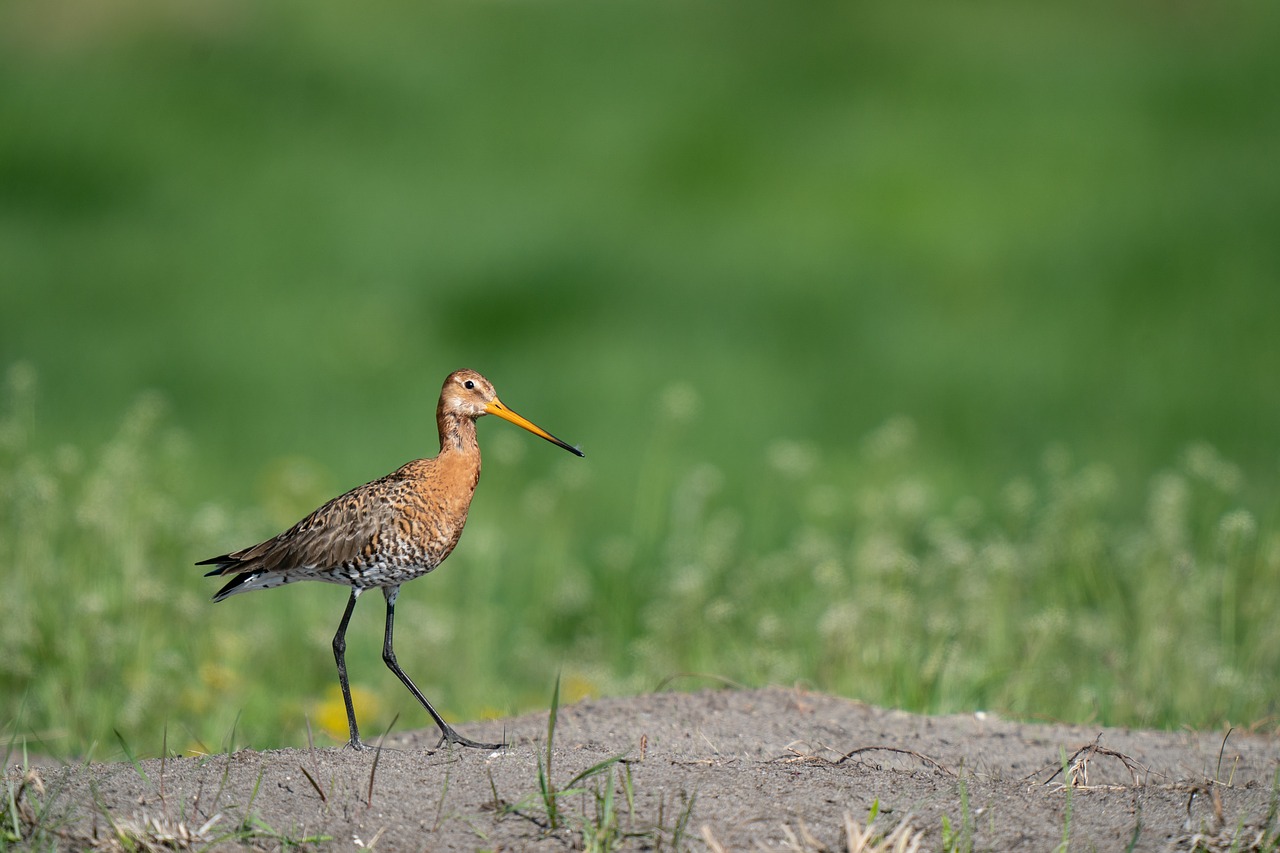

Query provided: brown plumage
[199,369,583,750]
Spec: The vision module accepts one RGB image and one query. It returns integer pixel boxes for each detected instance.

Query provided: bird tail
[198,554,270,602]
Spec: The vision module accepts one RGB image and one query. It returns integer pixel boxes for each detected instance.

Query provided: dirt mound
[10,688,1280,850]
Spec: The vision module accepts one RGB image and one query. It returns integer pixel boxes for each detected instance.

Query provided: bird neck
[437,410,480,456]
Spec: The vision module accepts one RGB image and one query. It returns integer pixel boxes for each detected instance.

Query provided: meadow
[2,0,1278,758]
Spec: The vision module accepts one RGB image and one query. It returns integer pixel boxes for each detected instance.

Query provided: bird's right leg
[332,588,370,750]
[380,585,505,750]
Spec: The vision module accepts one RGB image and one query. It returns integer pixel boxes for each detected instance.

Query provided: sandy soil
[10,688,1280,851]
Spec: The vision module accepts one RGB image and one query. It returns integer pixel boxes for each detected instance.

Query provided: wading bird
[199,369,584,750]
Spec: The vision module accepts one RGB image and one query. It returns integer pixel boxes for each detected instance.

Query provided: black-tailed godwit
[199,369,583,750]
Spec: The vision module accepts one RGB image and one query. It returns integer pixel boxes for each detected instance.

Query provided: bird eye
[464,380,475,390]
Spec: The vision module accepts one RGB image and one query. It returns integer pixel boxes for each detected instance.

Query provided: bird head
[440,369,584,457]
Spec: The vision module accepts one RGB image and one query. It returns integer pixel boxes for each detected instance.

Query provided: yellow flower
[561,673,598,704]
[313,684,381,743]
[198,662,240,693]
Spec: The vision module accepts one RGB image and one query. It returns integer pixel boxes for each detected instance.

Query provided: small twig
[367,713,399,809]
[1215,727,1235,785]
[1183,782,1226,835]
[780,741,956,776]
[1037,735,1149,788]
[834,745,956,776]
[299,765,328,804]
[159,724,168,810]
[302,716,327,803]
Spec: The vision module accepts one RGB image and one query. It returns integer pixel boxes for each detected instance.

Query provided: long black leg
[380,586,504,750]
[332,588,369,750]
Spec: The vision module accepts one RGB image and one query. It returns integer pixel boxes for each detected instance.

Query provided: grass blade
[113,729,148,784]
[367,713,399,809]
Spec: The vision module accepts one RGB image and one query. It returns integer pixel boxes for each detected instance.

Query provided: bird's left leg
[380,585,505,751]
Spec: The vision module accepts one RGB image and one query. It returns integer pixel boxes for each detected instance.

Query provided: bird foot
[347,737,404,753]
[435,727,505,751]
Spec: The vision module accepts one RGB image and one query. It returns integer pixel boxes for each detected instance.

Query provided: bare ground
[9,687,1280,851]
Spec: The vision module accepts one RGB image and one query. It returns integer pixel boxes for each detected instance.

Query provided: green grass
[503,677,688,851]
[1,362,1276,757]
[1,0,1279,757]
[941,774,973,853]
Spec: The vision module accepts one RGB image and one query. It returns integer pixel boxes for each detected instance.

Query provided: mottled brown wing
[201,470,409,578]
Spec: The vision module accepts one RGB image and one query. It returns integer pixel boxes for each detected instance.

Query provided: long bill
[485,399,585,457]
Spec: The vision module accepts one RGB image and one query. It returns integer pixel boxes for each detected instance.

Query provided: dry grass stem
[1038,735,1148,788]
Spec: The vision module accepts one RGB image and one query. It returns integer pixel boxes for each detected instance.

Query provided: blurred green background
[3,0,1278,757]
